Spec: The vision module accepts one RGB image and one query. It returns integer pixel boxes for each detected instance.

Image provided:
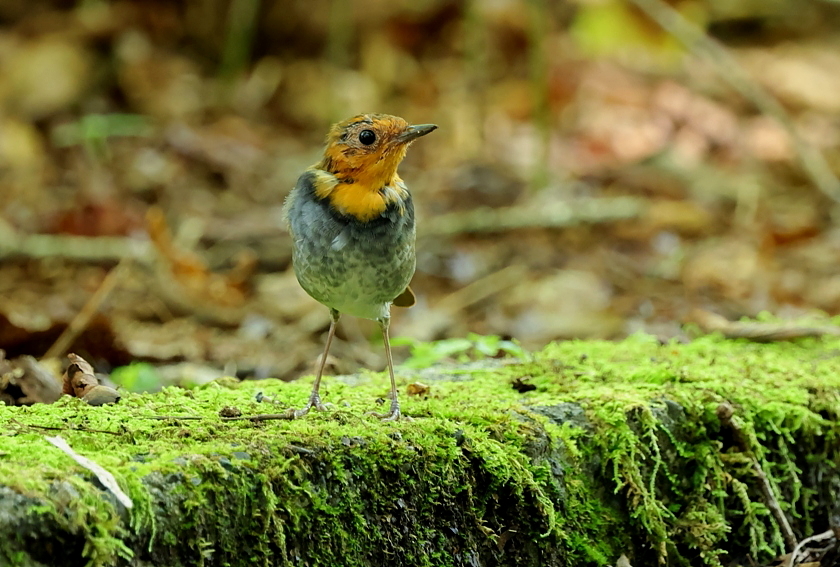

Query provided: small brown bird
[284,114,437,421]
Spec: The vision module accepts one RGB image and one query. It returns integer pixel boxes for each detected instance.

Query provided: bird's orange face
[314,114,437,221]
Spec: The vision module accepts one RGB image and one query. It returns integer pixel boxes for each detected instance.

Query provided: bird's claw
[367,399,410,422]
[287,393,330,419]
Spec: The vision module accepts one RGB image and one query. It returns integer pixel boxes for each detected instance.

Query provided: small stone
[451,429,466,446]
[82,385,121,406]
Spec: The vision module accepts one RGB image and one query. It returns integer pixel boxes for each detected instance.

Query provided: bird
[283,114,437,421]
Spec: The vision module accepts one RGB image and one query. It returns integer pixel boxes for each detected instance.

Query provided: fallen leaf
[406,382,430,397]
[63,353,98,398]
[0,351,62,405]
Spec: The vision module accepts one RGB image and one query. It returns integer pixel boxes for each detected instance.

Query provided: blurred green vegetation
[1,0,840,372]
[393,333,527,368]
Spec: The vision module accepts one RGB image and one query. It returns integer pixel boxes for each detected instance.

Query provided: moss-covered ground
[3,333,840,566]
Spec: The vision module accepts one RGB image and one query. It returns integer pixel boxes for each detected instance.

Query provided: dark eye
[359,129,376,145]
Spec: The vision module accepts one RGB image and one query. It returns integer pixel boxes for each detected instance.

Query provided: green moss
[3,333,840,566]
[524,334,840,565]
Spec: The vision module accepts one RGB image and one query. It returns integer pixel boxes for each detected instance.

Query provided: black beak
[396,123,438,144]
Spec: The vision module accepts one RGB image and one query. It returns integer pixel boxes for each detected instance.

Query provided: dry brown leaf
[406,382,430,397]
[146,206,255,310]
[62,353,121,405]
[62,353,99,398]
[0,351,62,406]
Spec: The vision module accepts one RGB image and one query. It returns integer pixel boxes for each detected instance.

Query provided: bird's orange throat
[310,167,409,222]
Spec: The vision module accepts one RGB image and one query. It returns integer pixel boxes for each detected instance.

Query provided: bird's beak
[396,123,438,144]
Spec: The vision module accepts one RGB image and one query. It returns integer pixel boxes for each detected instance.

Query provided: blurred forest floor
[2,0,840,388]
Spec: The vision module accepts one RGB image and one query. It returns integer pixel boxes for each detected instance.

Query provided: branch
[717,403,797,550]
[628,0,840,205]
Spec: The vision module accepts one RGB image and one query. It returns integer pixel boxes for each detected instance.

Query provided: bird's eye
[359,129,376,145]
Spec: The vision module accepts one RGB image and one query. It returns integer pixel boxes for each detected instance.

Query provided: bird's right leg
[290,309,340,418]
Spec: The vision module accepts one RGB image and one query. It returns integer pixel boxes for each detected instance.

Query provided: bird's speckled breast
[284,171,416,321]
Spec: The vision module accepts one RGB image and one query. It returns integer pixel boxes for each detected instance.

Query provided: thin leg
[290,309,340,418]
[370,316,403,421]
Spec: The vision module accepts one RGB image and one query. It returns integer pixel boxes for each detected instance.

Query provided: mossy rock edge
[2,333,840,566]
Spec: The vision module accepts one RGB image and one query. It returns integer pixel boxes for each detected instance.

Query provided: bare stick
[436,264,527,315]
[45,435,133,509]
[10,418,122,435]
[142,416,205,421]
[220,413,296,421]
[44,259,131,359]
[628,0,840,204]
[787,529,834,567]
[420,197,646,237]
[0,217,151,262]
[526,0,550,191]
[717,403,797,550]
[691,309,840,341]
[145,413,300,422]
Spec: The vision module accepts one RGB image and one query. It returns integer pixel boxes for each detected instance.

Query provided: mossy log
[3,334,840,567]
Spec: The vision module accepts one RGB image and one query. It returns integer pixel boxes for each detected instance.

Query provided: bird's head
[312,114,437,221]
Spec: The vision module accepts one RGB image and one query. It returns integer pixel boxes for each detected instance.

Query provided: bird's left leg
[369,315,403,421]
[288,308,339,418]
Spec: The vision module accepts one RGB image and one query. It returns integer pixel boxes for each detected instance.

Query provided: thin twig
[143,414,294,421]
[691,309,840,341]
[220,413,295,421]
[9,417,122,435]
[628,0,840,204]
[0,217,152,262]
[45,435,133,509]
[787,529,834,567]
[717,403,797,550]
[526,0,550,191]
[45,259,132,359]
[436,264,527,315]
[142,415,205,420]
[420,197,646,237]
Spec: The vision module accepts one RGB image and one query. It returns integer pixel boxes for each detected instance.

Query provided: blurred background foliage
[1,0,840,386]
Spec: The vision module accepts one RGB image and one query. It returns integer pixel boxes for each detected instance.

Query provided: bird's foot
[367,399,410,422]
[288,392,330,419]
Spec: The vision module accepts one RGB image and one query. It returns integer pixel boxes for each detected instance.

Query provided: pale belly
[293,236,415,321]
